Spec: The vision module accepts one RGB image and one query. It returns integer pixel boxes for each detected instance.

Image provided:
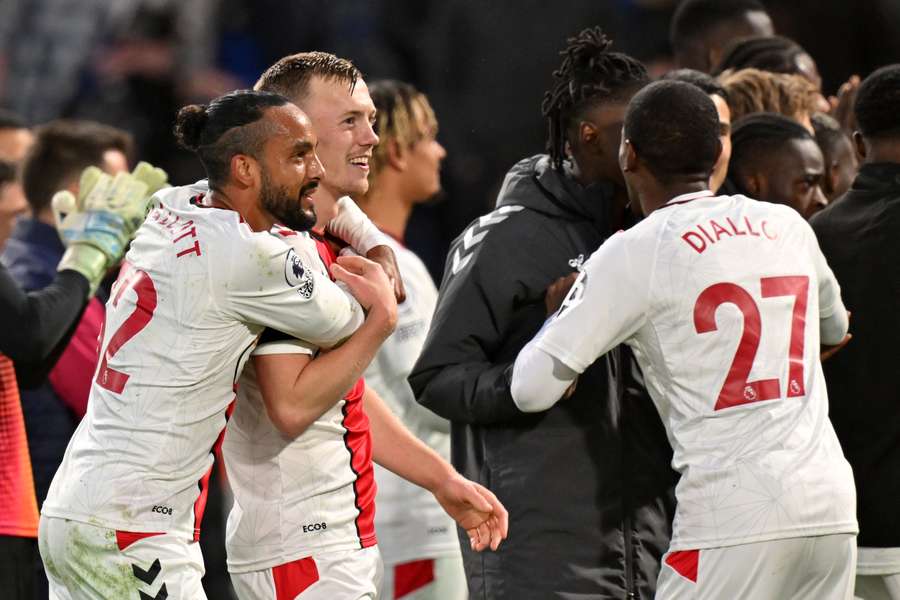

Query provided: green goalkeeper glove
[54,162,168,296]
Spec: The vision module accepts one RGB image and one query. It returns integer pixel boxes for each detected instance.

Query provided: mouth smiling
[349,155,370,171]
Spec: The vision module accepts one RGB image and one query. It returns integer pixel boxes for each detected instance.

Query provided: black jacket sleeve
[0,265,89,366]
[410,217,555,424]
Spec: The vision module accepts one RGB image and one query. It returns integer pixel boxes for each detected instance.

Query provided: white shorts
[855,575,900,600]
[856,547,900,600]
[657,534,856,600]
[38,516,206,600]
[230,546,383,600]
[380,555,467,600]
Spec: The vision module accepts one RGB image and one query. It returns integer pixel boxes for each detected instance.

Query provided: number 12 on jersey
[694,275,809,411]
[96,264,158,394]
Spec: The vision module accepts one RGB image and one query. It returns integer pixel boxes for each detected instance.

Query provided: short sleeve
[251,327,317,357]
[809,228,842,319]
[218,232,364,349]
[534,230,653,373]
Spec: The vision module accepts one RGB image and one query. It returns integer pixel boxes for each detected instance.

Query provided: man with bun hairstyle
[512,79,856,599]
[38,89,397,599]
[409,28,676,599]
[222,56,506,600]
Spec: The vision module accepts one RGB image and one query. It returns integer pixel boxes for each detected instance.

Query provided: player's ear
[386,139,406,171]
[852,131,867,162]
[619,138,638,174]
[231,154,259,189]
[578,121,601,155]
[741,172,763,198]
[826,161,840,197]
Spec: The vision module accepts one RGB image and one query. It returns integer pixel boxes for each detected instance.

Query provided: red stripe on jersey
[314,232,377,547]
[273,556,319,599]
[192,398,235,541]
[115,530,164,551]
[395,559,435,598]
[341,379,377,548]
[665,549,699,583]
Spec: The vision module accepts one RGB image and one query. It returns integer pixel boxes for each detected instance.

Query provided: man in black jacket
[409,28,676,599]
[810,64,900,600]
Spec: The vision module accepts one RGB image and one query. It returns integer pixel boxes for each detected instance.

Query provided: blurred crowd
[1,0,899,598]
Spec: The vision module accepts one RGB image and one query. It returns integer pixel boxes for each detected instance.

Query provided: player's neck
[862,139,900,166]
[312,184,341,233]
[646,180,710,213]
[355,179,411,242]
[209,188,272,232]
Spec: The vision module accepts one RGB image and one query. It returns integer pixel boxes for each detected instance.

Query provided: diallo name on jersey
[681,215,778,255]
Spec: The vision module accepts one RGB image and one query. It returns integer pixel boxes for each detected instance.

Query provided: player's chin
[343,173,369,196]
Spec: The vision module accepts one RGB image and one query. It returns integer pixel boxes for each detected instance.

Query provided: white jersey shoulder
[42,183,362,539]
[537,191,856,550]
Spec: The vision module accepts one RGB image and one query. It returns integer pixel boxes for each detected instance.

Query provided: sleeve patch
[284,248,315,298]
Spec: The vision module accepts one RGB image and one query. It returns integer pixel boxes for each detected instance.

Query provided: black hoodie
[811,162,900,549]
[409,155,676,599]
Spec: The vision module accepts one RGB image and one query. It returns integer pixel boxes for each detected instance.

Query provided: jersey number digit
[693,275,809,411]
[96,267,158,393]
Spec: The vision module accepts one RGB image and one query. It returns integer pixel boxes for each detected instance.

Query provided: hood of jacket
[494,154,618,227]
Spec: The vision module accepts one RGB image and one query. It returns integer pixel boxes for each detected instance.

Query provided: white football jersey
[534,191,857,551]
[364,236,460,566]
[224,232,376,574]
[42,183,363,540]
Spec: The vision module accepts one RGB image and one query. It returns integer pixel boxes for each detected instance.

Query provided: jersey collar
[664,189,715,207]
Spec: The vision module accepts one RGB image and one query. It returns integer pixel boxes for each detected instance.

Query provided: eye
[343,116,356,126]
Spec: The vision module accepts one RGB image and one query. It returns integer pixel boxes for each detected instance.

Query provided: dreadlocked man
[410,27,677,599]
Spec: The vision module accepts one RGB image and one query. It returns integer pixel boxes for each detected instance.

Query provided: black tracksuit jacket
[811,162,900,549]
[409,155,677,599]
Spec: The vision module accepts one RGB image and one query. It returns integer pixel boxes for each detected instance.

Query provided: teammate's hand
[366,244,406,303]
[331,255,398,330]
[545,272,579,316]
[432,473,508,552]
[54,162,168,295]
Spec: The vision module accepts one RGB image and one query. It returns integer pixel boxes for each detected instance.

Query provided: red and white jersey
[42,182,363,540]
[224,231,376,574]
[534,191,857,551]
[364,236,459,566]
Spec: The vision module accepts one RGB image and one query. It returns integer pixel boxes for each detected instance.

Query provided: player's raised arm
[511,233,652,413]
[253,254,397,437]
[0,162,166,365]
[219,229,368,349]
[408,215,553,425]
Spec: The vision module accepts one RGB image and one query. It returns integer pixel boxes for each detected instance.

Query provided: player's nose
[361,120,379,147]
[809,185,828,217]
